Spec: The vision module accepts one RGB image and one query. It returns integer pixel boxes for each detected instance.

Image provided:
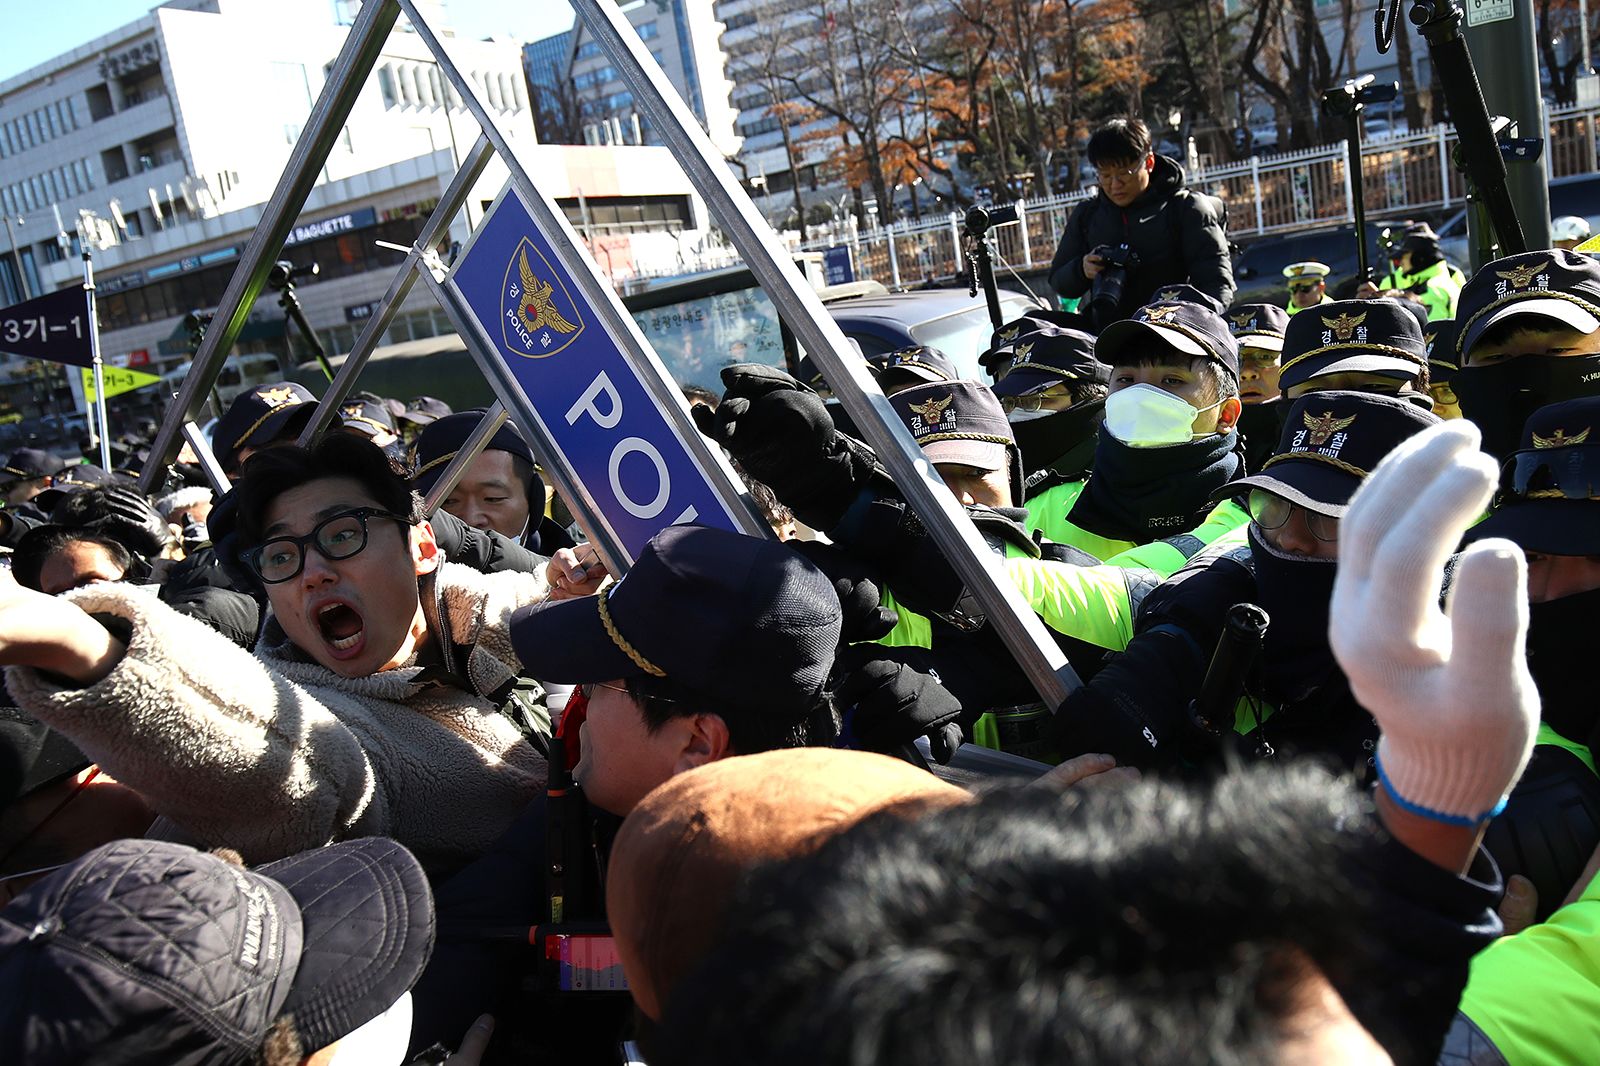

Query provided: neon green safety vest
[1380,259,1462,320]
[1025,478,1250,578]
[1457,725,1600,1065]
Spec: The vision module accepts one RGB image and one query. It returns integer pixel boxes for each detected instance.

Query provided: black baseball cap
[2,447,66,482]
[877,345,958,391]
[0,837,434,1065]
[1456,250,1600,362]
[1147,283,1224,313]
[1095,300,1241,381]
[990,325,1108,398]
[511,525,842,722]
[1469,396,1600,555]
[1225,303,1291,353]
[31,463,134,515]
[1277,299,1427,394]
[1222,390,1441,517]
[413,410,539,495]
[889,379,1023,503]
[337,398,397,440]
[1424,318,1460,384]
[398,396,453,428]
[215,382,319,473]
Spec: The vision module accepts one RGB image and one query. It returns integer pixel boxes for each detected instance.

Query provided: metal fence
[797,100,1600,289]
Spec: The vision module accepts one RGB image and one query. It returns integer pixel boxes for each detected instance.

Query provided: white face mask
[1006,408,1056,423]
[1103,383,1220,448]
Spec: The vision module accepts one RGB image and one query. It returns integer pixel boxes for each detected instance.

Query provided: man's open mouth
[316,602,366,655]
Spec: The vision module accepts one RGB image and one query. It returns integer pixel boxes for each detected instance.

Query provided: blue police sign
[448,185,748,560]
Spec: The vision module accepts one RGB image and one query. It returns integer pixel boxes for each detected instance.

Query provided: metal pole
[422,401,508,513]
[139,0,400,494]
[1016,198,1032,268]
[1251,157,1265,233]
[83,251,111,471]
[181,420,229,495]
[2,216,27,300]
[1341,139,1356,225]
[1460,0,1552,251]
[566,0,1080,707]
[297,133,495,446]
[1438,123,1451,208]
[887,226,901,288]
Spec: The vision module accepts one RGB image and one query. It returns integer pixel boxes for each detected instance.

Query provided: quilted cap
[0,837,434,1065]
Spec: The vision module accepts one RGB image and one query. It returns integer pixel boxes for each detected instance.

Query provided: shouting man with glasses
[1049,390,1440,773]
[1047,118,1234,321]
[0,433,601,872]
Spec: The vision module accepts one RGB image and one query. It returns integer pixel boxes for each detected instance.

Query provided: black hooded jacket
[1048,154,1235,313]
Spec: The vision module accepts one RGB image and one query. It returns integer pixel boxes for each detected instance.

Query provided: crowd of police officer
[1,112,1600,1062]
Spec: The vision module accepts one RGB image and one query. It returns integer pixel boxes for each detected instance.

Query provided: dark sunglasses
[239,507,410,584]
[1501,445,1600,502]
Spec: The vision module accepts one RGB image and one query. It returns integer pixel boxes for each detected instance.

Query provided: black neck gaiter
[1247,524,1341,702]
[1009,400,1104,484]
[1526,586,1600,746]
[1070,430,1242,543]
[1453,353,1600,461]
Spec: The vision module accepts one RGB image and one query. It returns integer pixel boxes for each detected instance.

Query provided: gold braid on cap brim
[1278,343,1425,375]
[413,452,457,479]
[232,404,303,450]
[915,432,1013,446]
[1261,451,1369,479]
[1009,360,1086,380]
[596,585,666,677]
[1456,290,1600,357]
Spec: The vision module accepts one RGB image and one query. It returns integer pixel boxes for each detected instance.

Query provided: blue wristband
[1374,751,1509,827]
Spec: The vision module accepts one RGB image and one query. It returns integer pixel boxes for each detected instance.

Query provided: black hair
[1069,380,1109,406]
[1472,315,1587,354]
[233,433,425,547]
[653,764,1380,1066]
[12,526,133,592]
[1087,118,1152,167]
[625,677,838,756]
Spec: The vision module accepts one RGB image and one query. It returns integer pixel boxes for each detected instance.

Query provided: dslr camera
[1087,242,1140,330]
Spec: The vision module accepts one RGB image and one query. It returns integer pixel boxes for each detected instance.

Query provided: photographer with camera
[1048,119,1234,331]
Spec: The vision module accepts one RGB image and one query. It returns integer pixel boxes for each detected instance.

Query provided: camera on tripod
[266,259,319,291]
[963,203,1018,238]
[1087,242,1140,329]
[1320,74,1399,120]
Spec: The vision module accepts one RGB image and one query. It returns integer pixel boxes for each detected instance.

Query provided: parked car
[1436,172,1600,269]
[1229,221,1394,306]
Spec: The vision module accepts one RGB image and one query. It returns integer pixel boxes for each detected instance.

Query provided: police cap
[1277,299,1427,394]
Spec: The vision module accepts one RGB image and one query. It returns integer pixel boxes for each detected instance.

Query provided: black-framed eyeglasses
[240,507,411,584]
[1248,489,1340,542]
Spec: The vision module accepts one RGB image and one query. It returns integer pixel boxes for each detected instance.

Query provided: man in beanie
[1052,389,1440,773]
[1451,248,1600,459]
[413,410,575,556]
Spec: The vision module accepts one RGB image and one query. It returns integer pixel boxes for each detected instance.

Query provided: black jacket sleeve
[1178,191,1236,307]
[1048,200,1095,299]
[428,507,548,575]
[158,583,262,649]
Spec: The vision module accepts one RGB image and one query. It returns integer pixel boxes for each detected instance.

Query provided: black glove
[836,656,964,764]
[790,539,898,644]
[88,485,176,557]
[693,364,880,531]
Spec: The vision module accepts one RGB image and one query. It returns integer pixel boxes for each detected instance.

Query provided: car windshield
[908,295,1038,375]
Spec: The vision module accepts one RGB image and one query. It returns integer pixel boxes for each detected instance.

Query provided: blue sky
[0,0,577,83]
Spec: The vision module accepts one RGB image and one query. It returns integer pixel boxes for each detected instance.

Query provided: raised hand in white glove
[1330,420,1538,826]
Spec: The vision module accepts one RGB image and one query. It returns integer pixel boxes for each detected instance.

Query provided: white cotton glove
[1329,420,1538,825]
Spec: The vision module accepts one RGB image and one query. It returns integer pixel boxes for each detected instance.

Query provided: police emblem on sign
[500,239,585,358]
